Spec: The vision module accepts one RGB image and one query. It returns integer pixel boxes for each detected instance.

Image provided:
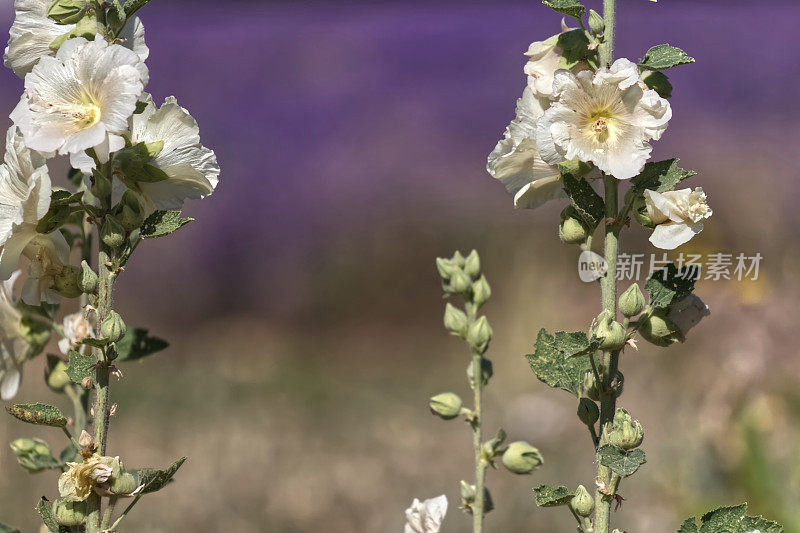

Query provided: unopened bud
[435,257,459,280]
[53,265,82,298]
[109,471,139,496]
[429,392,463,420]
[100,311,126,343]
[443,303,468,338]
[47,0,89,25]
[55,500,87,527]
[90,172,111,199]
[638,311,684,347]
[450,251,466,268]
[117,191,145,232]
[582,371,600,401]
[592,310,626,351]
[467,316,492,354]
[466,357,493,388]
[81,376,93,389]
[571,484,595,517]
[471,275,491,307]
[77,260,98,294]
[559,206,590,244]
[604,408,644,450]
[577,398,599,426]
[619,283,646,317]
[100,215,126,249]
[45,356,70,392]
[447,269,472,294]
[588,9,605,36]
[460,481,494,514]
[463,250,481,279]
[631,194,656,228]
[78,430,94,448]
[502,441,543,475]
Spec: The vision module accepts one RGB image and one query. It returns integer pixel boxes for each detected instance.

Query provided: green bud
[90,172,112,199]
[36,205,71,234]
[54,500,87,527]
[49,13,102,51]
[466,357,493,388]
[460,481,494,514]
[471,275,491,307]
[571,485,595,517]
[117,191,145,232]
[559,206,590,244]
[451,251,466,268]
[429,392,463,420]
[582,371,600,401]
[53,265,82,299]
[45,356,70,392]
[502,441,543,475]
[577,398,599,426]
[100,311,126,343]
[101,215,126,249]
[435,257,459,280]
[446,269,472,294]
[631,194,656,228]
[443,303,468,338]
[467,316,492,354]
[619,283,646,317]
[77,260,98,294]
[109,471,138,496]
[463,249,481,279]
[10,438,58,473]
[604,408,644,450]
[591,310,626,351]
[588,9,605,36]
[47,0,89,24]
[638,311,684,347]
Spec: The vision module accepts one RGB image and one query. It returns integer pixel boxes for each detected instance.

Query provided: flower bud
[604,408,644,450]
[619,283,646,317]
[45,356,71,392]
[463,250,481,279]
[577,398,599,426]
[90,172,112,199]
[443,303,468,338]
[460,481,494,514]
[451,251,466,268]
[467,316,492,354]
[109,471,139,496]
[53,265,82,298]
[466,357,493,388]
[571,484,595,517]
[77,260,98,294]
[81,376,93,389]
[631,194,656,228]
[471,275,491,307]
[502,441,543,475]
[559,206,590,244]
[429,392,463,420]
[100,311,126,343]
[592,310,626,351]
[101,215,126,249]
[117,191,145,232]
[582,371,600,401]
[446,269,472,294]
[54,500,87,527]
[47,0,89,25]
[435,257,459,280]
[588,9,605,36]
[638,311,684,347]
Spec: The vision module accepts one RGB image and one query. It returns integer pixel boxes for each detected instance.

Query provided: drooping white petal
[648,220,701,250]
[405,495,447,533]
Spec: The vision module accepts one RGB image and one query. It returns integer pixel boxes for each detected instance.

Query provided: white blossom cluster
[487,21,711,250]
[0,0,220,399]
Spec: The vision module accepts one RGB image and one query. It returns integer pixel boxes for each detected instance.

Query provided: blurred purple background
[1,1,799,531]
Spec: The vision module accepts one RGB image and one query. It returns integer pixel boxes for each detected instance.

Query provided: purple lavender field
[1,1,799,531]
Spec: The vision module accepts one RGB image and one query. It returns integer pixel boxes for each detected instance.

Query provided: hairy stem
[471,348,487,533]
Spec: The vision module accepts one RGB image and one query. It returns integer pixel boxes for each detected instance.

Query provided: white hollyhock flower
[58,310,96,355]
[404,495,447,533]
[488,86,562,209]
[524,40,563,98]
[4,0,149,80]
[668,294,709,334]
[116,94,220,212]
[643,187,712,250]
[10,37,145,169]
[0,271,28,400]
[536,58,672,180]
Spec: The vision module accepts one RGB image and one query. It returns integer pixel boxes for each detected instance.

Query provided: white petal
[0,363,21,400]
[514,174,565,209]
[648,221,700,250]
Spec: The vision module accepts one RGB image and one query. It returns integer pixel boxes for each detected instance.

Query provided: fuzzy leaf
[642,71,673,99]
[645,264,696,309]
[554,331,601,359]
[533,485,575,507]
[140,210,194,239]
[79,337,109,348]
[6,403,67,428]
[561,168,604,229]
[60,443,80,464]
[597,445,646,477]
[630,159,696,195]
[115,328,169,362]
[132,457,187,494]
[0,523,21,533]
[542,0,585,20]
[527,329,592,396]
[679,503,783,533]
[35,498,59,533]
[640,44,695,70]
[66,350,95,384]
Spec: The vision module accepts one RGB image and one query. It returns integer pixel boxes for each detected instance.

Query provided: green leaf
[526,329,593,397]
[554,331,601,359]
[679,503,783,533]
[140,210,194,239]
[79,337,110,348]
[0,523,21,533]
[11,438,61,473]
[49,189,84,207]
[542,0,585,20]
[642,70,673,99]
[6,403,67,428]
[640,44,695,70]
[597,445,646,477]
[556,30,595,69]
[35,498,59,533]
[561,167,604,229]
[533,484,575,507]
[630,159,696,195]
[114,142,169,183]
[645,263,696,309]
[115,328,169,362]
[66,350,95,384]
[131,456,187,494]
[59,443,80,464]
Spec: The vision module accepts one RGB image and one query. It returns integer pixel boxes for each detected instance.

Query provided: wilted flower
[58,310,96,354]
[59,455,120,502]
[487,86,562,209]
[116,94,220,212]
[405,495,447,533]
[10,37,145,169]
[0,271,27,400]
[536,58,671,180]
[643,187,712,249]
[4,0,149,80]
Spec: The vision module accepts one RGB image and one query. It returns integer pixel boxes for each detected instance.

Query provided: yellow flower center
[586,109,615,143]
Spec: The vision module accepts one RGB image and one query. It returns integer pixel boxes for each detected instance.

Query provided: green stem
[109,494,142,531]
[123,0,153,18]
[101,496,119,530]
[471,348,487,533]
